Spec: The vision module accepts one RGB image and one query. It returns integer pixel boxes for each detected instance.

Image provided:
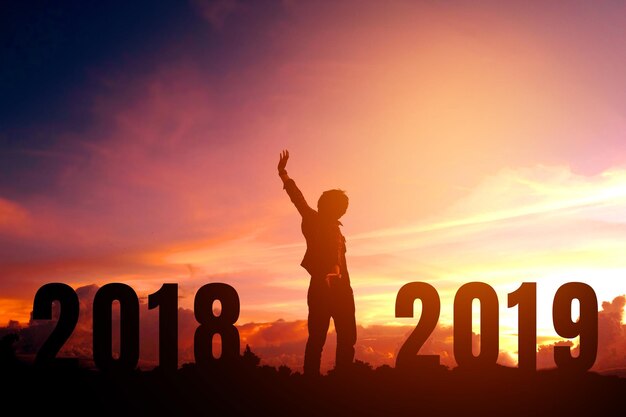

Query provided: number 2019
[395,282,598,372]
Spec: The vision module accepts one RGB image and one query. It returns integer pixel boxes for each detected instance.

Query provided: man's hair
[317,189,349,220]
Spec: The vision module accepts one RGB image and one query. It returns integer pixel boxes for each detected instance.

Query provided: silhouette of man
[277,150,357,376]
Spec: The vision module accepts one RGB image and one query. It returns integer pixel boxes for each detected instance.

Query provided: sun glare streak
[352,168,626,242]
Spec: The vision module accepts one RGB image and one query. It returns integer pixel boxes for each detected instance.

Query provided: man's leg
[333,286,357,372]
[304,281,331,376]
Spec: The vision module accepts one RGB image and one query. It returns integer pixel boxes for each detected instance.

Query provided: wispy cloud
[191,0,245,30]
[0,198,30,235]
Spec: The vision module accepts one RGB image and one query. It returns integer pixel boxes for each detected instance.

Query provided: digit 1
[148,284,178,372]
[553,282,598,372]
[454,282,499,368]
[194,283,240,367]
[93,283,140,372]
[508,282,536,371]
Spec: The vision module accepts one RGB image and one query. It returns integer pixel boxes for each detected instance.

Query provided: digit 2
[32,283,79,366]
[395,282,441,369]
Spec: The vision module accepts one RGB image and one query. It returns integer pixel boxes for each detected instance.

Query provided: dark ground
[1,338,624,417]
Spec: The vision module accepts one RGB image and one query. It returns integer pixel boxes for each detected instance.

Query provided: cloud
[0,298,32,325]
[536,340,575,370]
[0,197,29,235]
[535,295,626,372]
[191,0,245,30]
[345,165,626,335]
[352,165,626,246]
[0,59,298,317]
[595,295,626,371]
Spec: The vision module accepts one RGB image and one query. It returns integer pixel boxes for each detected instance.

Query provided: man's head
[317,189,349,220]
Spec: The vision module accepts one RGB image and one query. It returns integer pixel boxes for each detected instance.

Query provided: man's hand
[325,264,342,288]
[278,149,289,174]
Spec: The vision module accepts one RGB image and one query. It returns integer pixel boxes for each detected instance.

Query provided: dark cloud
[191,0,245,30]
[535,295,626,372]
[595,295,626,371]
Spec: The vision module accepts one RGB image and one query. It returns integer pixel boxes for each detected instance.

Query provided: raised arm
[278,150,314,217]
[277,149,291,185]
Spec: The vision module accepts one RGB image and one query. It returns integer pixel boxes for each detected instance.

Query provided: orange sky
[1,0,626,371]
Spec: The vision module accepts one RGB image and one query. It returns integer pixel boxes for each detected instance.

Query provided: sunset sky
[2,0,626,371]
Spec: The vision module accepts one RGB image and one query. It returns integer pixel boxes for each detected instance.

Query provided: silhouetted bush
[1,345,624,417]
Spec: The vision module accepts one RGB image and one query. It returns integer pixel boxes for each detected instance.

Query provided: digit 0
[454,282,499,368]
[93,283,140,372]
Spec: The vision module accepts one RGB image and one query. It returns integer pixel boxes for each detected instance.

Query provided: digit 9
[552,282,598,372]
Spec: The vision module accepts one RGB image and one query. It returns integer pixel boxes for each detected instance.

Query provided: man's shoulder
[301,209,319,224]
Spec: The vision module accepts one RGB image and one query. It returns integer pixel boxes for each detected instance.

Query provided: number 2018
[395,282,598,372]
[32,282,240,372]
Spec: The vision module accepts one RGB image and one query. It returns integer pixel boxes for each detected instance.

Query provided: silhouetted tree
[278,364,292,377]
[241,344,261,368]
[0,333,18,367]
